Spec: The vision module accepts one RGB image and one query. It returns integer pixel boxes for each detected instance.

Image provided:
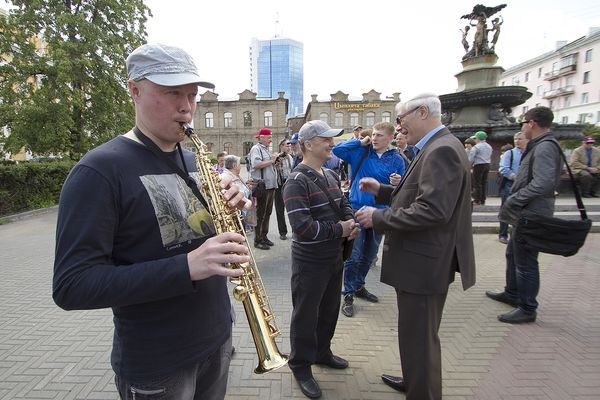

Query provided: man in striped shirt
[283,120,359,399]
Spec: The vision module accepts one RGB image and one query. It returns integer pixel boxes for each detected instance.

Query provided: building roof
[503,28,600,75]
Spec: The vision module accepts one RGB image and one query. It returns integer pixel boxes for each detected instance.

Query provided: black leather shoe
[381,374,406,392]
[498,308,536,324]
[315,354,348,369]
[254,242,270,250]
[296,377,321,398]
[485,290,518,307]
[355,286,379,303]
[263,238,275,246]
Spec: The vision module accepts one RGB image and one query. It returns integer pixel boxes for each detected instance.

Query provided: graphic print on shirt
[140,173,216,248]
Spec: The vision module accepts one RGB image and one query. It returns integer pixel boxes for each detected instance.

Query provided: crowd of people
[51,43,597,400]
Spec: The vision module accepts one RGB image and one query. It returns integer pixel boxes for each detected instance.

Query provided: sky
[2,0,600,112]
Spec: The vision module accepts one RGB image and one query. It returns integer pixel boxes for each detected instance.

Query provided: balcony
[544,64,577,81]
[543,85,576,99]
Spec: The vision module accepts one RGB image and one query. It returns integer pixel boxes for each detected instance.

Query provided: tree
[0,0,151,160]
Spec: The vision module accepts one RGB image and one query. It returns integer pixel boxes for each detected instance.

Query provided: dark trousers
[577,170,600,195]
[255,189,275,244]
[115,335,232,400]
[289,253,343,379]
[505,228,540,313]
[273,186,288,236]
[498,180,513,238]
[396,289,447,400]
[472,163,490,204]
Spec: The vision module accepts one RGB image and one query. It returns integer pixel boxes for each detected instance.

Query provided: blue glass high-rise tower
[250,37,304,117]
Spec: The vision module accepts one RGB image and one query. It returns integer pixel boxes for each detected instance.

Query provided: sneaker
[263,238,275,246]
[280,234,287,240]
[355,286,379,303]
[341,294,354,317]
[498,237,508,244]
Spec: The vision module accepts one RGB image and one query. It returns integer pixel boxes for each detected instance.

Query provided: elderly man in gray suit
[356,93,476,400]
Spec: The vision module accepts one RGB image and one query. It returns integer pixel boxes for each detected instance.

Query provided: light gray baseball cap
[298,120,344,143]
[126,43,215,89]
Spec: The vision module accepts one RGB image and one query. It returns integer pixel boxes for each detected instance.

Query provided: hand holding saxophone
[219,172,252,210]
[187,232,249,281]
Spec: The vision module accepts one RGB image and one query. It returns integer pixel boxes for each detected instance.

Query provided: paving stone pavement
[0,209,598,399]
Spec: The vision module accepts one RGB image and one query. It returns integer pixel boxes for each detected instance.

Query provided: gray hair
[224,154,240,170]
[400,93,442,117]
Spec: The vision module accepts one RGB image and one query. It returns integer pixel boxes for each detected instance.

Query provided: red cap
[256,128,272,138]
[584,135,595,143]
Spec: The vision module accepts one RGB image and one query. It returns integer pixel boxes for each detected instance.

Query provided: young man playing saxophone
[53,43,249,400]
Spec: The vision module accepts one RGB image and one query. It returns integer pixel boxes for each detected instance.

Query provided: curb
[0,205,58,224]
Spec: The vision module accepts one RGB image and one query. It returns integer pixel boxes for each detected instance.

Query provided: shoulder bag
[251,146,267,198]
[514,139,592,257]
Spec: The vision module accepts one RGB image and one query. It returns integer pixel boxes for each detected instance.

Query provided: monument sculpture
[440,3,583,180]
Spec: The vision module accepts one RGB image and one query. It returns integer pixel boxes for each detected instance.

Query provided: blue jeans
[343,227,382,294]
[504,229,540,313]
[498,181,513,238]
[115,336,232,400]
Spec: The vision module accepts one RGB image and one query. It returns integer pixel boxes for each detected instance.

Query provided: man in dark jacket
[487,106,563,323]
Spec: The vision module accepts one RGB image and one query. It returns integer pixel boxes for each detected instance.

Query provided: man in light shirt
[470,130,492,205]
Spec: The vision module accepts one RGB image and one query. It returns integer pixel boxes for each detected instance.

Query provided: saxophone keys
[233,285,249,301]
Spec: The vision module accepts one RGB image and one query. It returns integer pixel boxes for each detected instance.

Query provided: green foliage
[561,124,600,149]
[0,0,151,160]
[0,159,75,216]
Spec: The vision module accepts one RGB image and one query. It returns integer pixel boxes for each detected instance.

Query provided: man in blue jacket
[333,121,405,317]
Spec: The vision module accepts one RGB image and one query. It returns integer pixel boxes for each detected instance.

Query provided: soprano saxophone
[181,123,288,374]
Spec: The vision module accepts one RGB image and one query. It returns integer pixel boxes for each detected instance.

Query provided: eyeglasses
[519,119,536,127]
[396,106,420,124]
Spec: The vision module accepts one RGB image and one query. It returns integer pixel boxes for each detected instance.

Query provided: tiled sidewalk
[0,209,598,399]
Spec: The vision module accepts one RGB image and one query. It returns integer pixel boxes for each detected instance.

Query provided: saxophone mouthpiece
[181,123,194,137]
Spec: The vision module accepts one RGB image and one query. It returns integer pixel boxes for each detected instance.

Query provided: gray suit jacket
[372,128,476,295]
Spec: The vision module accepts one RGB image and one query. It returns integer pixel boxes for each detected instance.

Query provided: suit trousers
[255,189,275,243]
[472,163,490,204]
[289,252,343,379]
[273,185,288,236]
[396,289,447,400]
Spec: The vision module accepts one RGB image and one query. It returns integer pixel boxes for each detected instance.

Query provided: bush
[0,160,75,216]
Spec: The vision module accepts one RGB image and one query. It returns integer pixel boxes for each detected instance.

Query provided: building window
[566,76,574,86]
[224,112,232,128]
[583,71,590,84]
[224,142,233,154]
[319,112,328,124]
[561,116,569,124]
[350,112,359,127]
[585,49,592,63]
[522,105,529,114]
[538,67,543,78]
[243,141,253,156]
[564,96,572,107]
[335,112,343,127]
[550,80,558,90]
[548,100,554,110]
[243,111,252,127]
[536,85,542,96]
[206,142,214,152]
[578,113,588,123]
[366,112,375,127]
[582,92,589,104]
[524,72,530,82]
[205,112,214,128]
[382,111,391,123]
[264,111,273,127]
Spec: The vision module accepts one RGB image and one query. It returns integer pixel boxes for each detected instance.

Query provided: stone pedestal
[455,54,505,91]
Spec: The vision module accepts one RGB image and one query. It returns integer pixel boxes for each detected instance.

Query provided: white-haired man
[356,94,475,400]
